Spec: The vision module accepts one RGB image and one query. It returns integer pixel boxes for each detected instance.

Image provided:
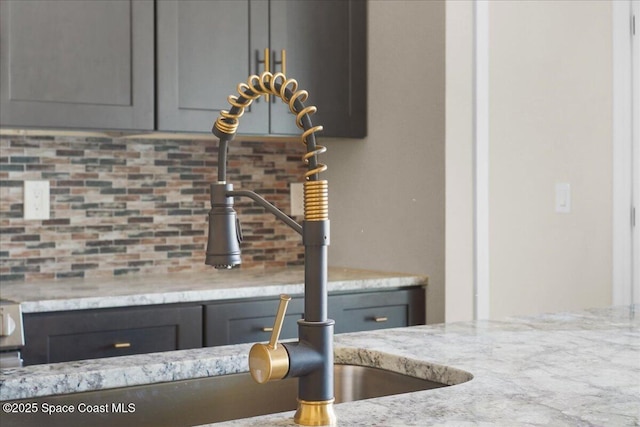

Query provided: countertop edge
[0,305,637,427]
[3,268,427,313]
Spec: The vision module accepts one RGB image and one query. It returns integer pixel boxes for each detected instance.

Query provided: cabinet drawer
[330,288,425,334]
[23,304,202,365]
[48,325,179,363]
[338,304,409,333]
[205,297,304,346]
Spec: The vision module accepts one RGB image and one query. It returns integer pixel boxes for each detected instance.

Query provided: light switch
[555,182,571,213]
[290,182,304,216]
[24,180,50,220]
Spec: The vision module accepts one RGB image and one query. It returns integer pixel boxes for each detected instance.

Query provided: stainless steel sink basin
[2,364,456,427]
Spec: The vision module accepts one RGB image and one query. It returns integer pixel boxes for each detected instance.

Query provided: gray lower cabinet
[21,304,202,365]
[20,288,423,365]
[205,296,305,346]
[330,288,426,334]
[0,0,155,131]
[204,288,425,346]
[153,0,368,137]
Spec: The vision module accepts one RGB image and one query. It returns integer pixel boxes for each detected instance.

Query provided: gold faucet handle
[249,294,291,384]
[268,294,291,349]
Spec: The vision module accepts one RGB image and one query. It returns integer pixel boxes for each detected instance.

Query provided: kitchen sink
[2,364,463,427]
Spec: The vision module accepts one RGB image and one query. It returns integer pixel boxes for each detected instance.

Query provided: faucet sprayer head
[205,183,243,269]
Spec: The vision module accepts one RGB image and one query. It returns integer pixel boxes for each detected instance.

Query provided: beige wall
[445,0,614,321]
[326,0,613,323]
[489,1,612,318]
[324,1,446,323]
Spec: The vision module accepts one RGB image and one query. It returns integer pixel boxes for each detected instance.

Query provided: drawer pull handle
[261,327,274,332]
[113,342,131,349]
[373,316,388,323]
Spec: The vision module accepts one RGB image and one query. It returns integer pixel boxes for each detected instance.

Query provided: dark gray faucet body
[285,219,333,402]
[206,72,334,423]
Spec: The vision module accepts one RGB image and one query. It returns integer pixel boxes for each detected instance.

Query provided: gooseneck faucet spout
[206,71,335,426]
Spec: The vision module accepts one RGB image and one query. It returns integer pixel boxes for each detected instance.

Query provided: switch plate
[555,182,571,213]
[24,180,50,220]
[290,182,304,216]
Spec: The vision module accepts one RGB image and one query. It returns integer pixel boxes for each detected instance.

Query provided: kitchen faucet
[206,71,335,426]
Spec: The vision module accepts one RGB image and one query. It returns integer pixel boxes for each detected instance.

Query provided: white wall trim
[632,0,640,305]
[474,0,490,320]
[612,0,634,305]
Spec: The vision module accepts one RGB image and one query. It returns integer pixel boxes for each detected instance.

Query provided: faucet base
[294,398,336,426]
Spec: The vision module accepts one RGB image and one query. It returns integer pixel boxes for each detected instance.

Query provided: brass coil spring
[214,71,327,180]
[304,180,329,221]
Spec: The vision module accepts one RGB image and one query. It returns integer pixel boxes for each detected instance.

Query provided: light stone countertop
[1,305,638,426]
[0,266,427,313]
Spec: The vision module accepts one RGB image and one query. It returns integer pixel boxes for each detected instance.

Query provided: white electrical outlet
[290,182,304,216]
[24,180,50,220]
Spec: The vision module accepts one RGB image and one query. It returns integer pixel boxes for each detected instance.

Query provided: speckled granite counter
[0,267,426,313]
[1,305,638,426]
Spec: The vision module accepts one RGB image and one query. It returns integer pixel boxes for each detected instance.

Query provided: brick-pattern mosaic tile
[0,134,308,281]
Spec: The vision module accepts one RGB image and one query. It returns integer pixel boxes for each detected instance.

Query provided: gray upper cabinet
[270,0,367,138]
[156,0,269,134]
[0,0,366,137]
[157,0,367,138]
[0,0,155,131]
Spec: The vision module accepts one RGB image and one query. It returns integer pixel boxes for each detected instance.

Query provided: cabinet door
[269,0,367,137]
[22,304,202,365]
[329,288,425,334]
[0,0,154,130]
[156,0,269,133]
[205,296,304,346]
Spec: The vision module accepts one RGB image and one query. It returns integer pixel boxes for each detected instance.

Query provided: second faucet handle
[249,294,292,384]
[268,294,291,349]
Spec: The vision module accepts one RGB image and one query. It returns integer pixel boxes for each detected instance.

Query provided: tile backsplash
[0,132,307,282]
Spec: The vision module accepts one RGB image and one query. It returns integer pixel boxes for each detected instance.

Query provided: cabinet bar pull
[265,48,270,73]
[113,342,131,349]
[255,48,271,102]
[270,49,287,103]
[261,327,274,332]
[373,316,388,323]
[281,49,286,75]
[264,48,270,101]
